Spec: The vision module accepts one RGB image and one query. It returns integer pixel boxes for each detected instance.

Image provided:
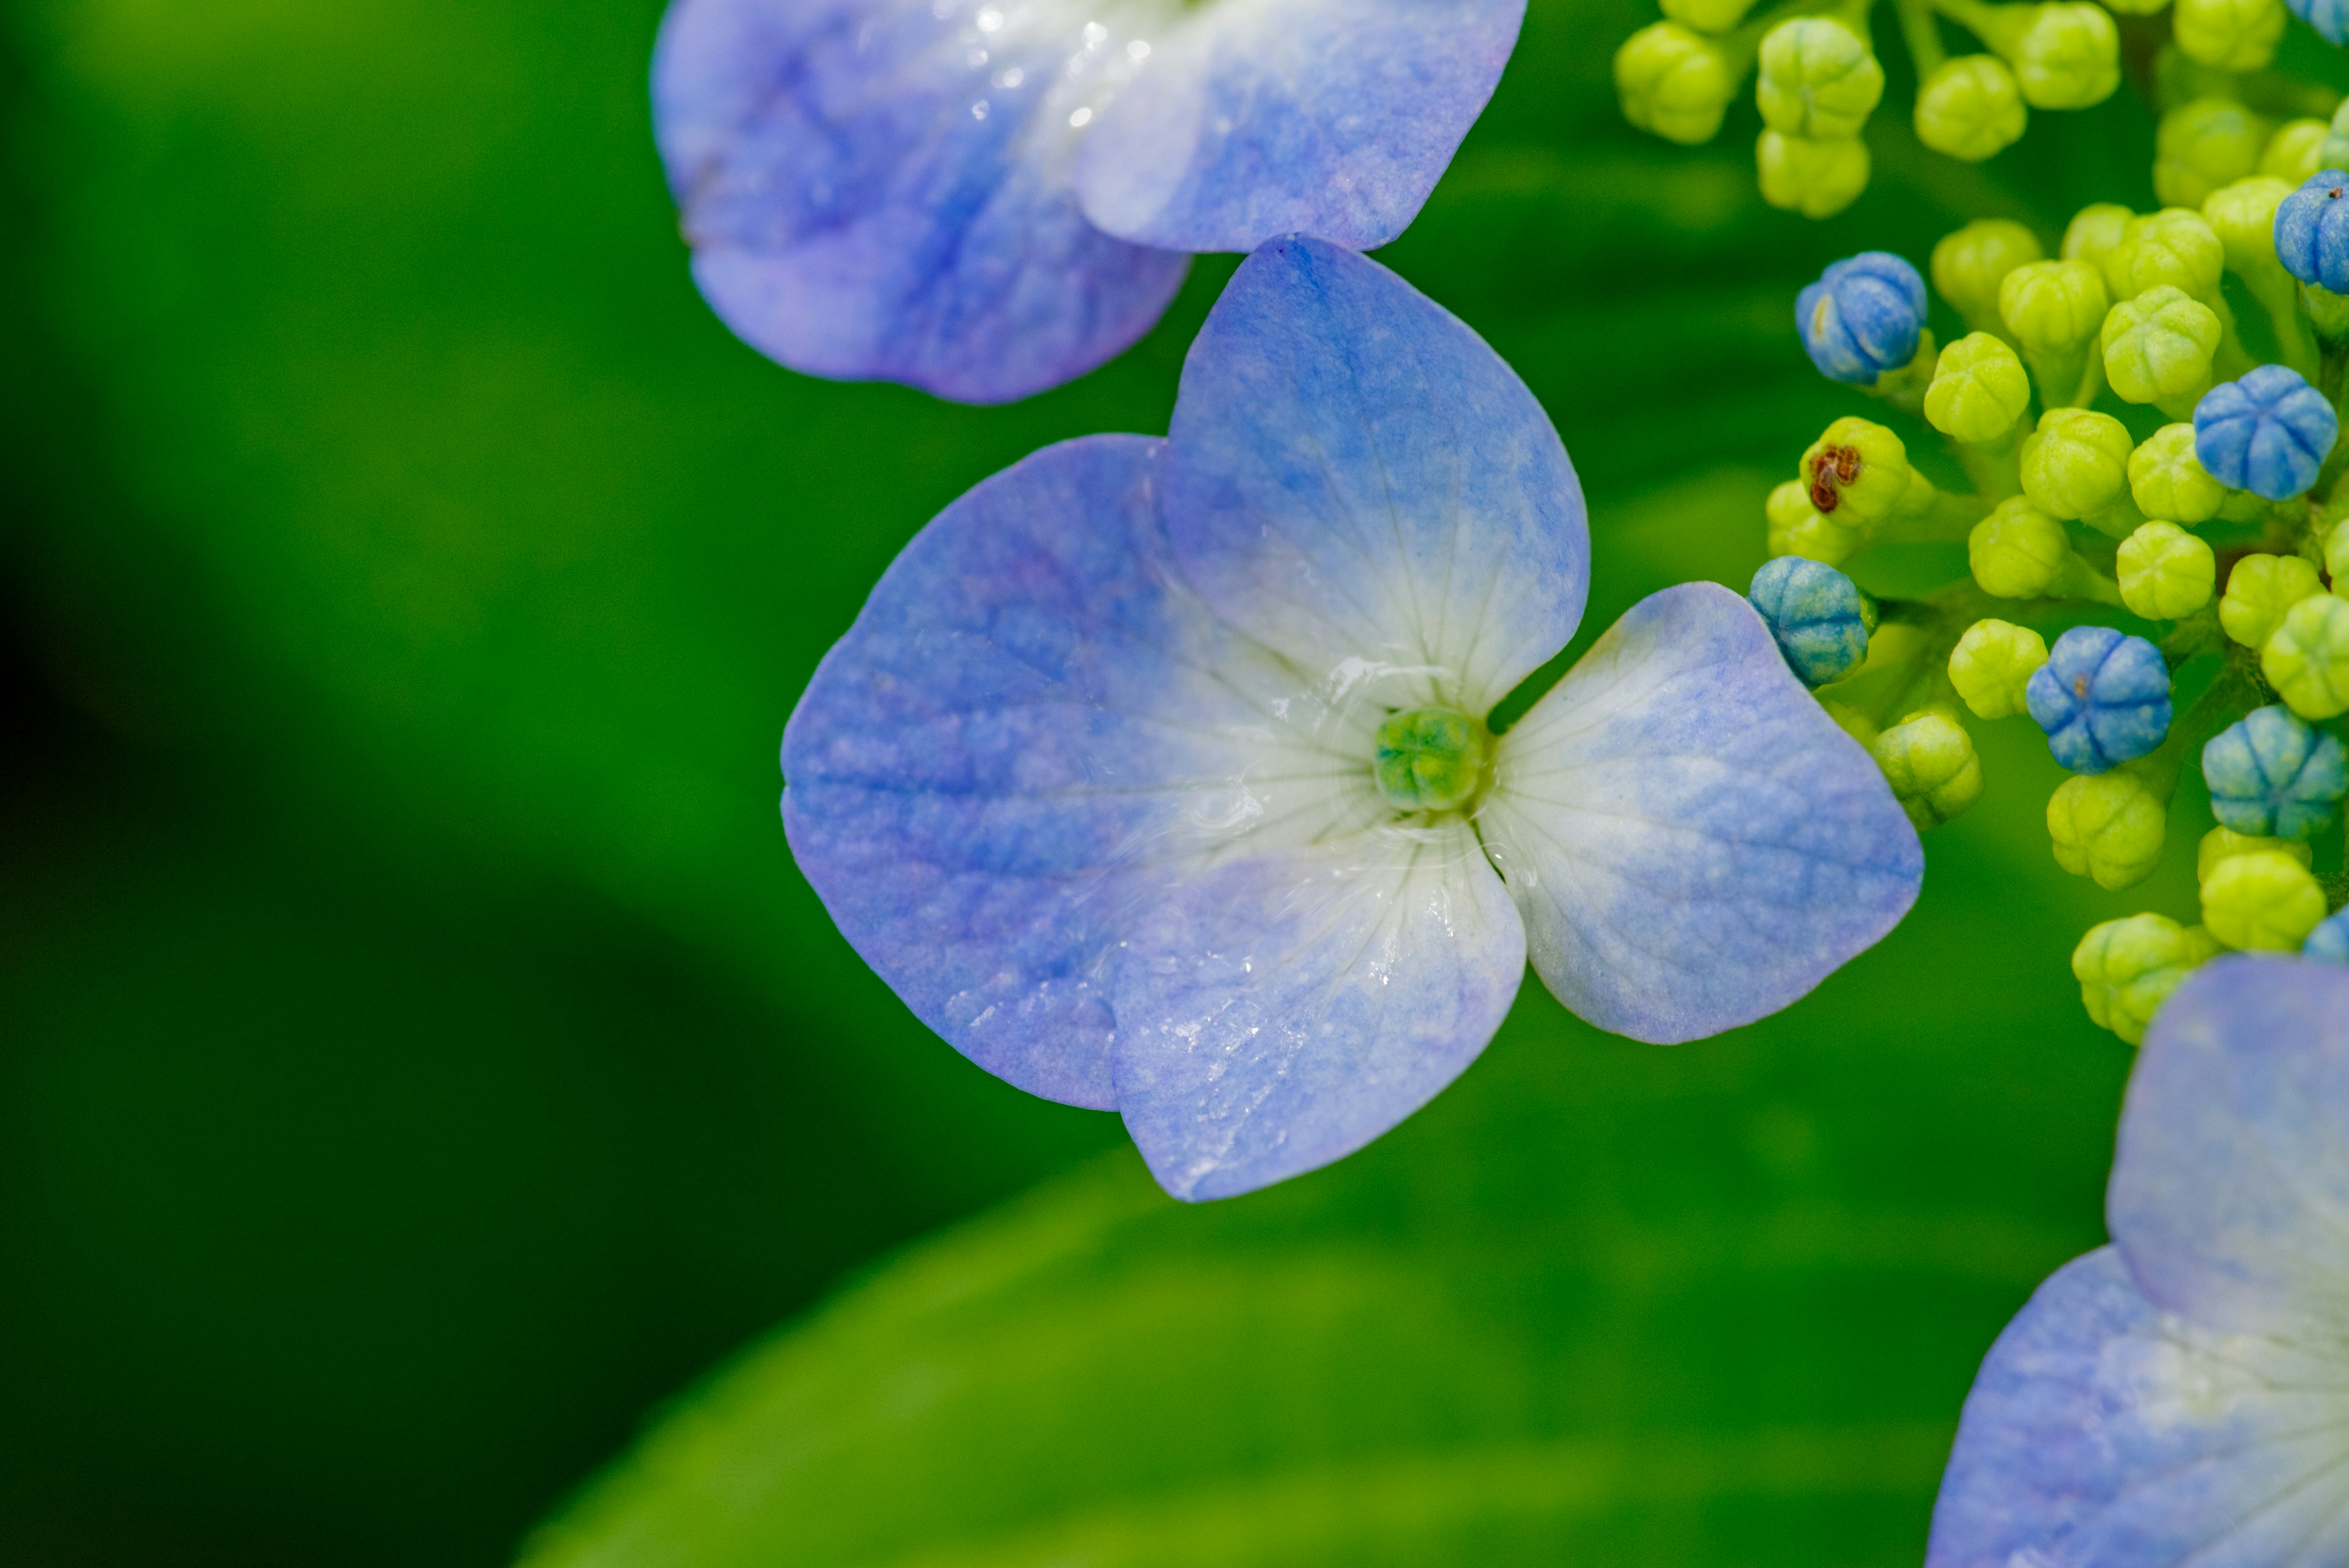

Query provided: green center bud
[2116,521,2217,619]
[2062,203,2136,272]
[2201,847,2326,949]
[2203,176,2294,286]
[2000,2,2120,109]
[1799,416,1910,523]
[1869,708,1983,830]
[1373,707,1490,813]
[2172,0,2286,73]
[2021,407,2134,520]
[2220,552,2325,648]
[1757,18,1883,141]
[1915,55,2029,162]
[2323,99,2349,174]
[1932,218,2044,332]
[2100,285,2221,413]
[1756,129,1870,218]
[2128,422,2228,523]
[1616,23,1737,145]
[2104,209,2226,303]
[2073,914,2220,1044]
[2197,825,2313,884]
[2260,121,2328,183]
[2262,593,2349,719]
[1948,618,2050,718]
[2049,768,2168,890]
[2154,98,2270,209]
[1765,479,1868,563]
[1969,496,2071,598]
[1999,258,2110,353]
[1660,0,1762,30]
[1925,332,2032,443]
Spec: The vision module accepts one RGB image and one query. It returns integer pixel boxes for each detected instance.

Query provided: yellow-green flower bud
[2326,516,2349,586]
[2063,203,2136,270]
[2203,176,2295,286]
[2220,552,2325,647]
[1756,129,1870,218]
[1765,478,1868,564]
[1820,699,1880,748]
[1800,416,1910,524]
[2073,914,2220,1044]
[2021,407,2134,519]
[1915,55,2029,162]
[2115,521,2217,619]
[1949,617,2050,718]
[1995,2,2121,109]
[1617,23,1737,145]
[1969,496,2071,597]
[2104,209,2227,303]
[2261,119,2331,182]
[1660,0,1761,31]
[2099,286,2220,411]
[2000,258,2110,354]
[2197,824,2312,883]
[1932,219,2045,332]
[1757,18,1883,140]
[2154,98,2270,209]
[2128,422,2228,523]
[2321,100,2349,174]
[2201,847,2327,949]
[1871,708,1984,829]
[1924,332,2032,442]
[2049,769,2167,889]
[2172,0,2285,72]
[2263,591,2349,718]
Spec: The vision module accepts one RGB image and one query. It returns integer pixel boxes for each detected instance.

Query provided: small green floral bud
[2197,824,2313,883]
[1765,480,1868,564]
[2021,407,2134,519]
[2115,521,2217,619]
[2172,0,2285,72]
[2203,176,2295,286]
[2154,98,2270,209]
[1757,18,1883,140]
[2073,913,2220,1044]
[1997,3,2121,109]
[2000,258,2111,354]
[2062,203,2136,270]
[1660,0,1762,30]
[1924,332,2032,442]
[1871,708,1984,829]
[1915,56,2029,162]
[2104,209,2227,302]
[2200,846,2327,949]
[2326,516,2349,585]
[2263,591,2349,718]
[2127,422,2228,522]
[2099,286,2220,410]
[1617,23,1737,144]
[1969,496,2071,597]
[2220,552,2325,647]
[2323,100,2349,173]
[1932,219,2045,332]
[2049,768,2167,889]
[1756,129,1870,218]
[1800,416,1910,524]
[1949,618,2050,718]
[2261,119,2331,182]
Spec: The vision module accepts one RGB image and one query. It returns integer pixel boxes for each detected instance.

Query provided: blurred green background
[3,0,2303,1562]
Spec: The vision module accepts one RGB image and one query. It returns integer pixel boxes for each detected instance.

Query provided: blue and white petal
[1112,825,1524,1202]
[1161,237,1588,720]
[652,0,1190,403]
[2109,955,2349,1339]
[1475,582,1922,1044]
[1075,0,1526,252]
[1928,1247,2349,1568]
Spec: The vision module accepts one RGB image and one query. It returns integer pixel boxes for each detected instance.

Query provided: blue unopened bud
[2193,365,2338,499]
[2273,169,2349,291]
[2304,908,2349,964]
[1748,556,1875,686]
[2202,704,2349,839]
[1797,253,1927,384]
[2025,625,2174,773]
[2287,0,2349,45]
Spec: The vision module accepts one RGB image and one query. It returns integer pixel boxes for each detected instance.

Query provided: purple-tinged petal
[1928,1247,2349,1568]
[1112,823,1524,1202]
[653,0,1190,403]
[1161,237,1587,718]
[1475,583,1921,1044]
[1075,0,1525,252]
[2110,954,2349,1338]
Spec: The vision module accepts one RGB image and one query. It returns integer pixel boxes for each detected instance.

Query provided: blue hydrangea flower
[651,0,1525,404]
[2194,365,2339,500]
[2273,168,2349,292]
[2025,625,2173,775]
[782,237,1925,1201]
[2304,910,2349,964]
[2288,0,2349,43]
[1928,956,2349,1567]
[1795,252,1927,385]
[2202,704,2349,840]
[1748,556,1874,686]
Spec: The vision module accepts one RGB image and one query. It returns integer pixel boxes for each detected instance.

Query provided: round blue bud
[2305,909,2349,964]
[1795,251,1927,385]
[2025,625,2174,774]
[2193,365,2338,500]
[2288,0,2349,43]
[1748,555,1874,686]
[2202,704,2349,839]
[2273,170,2349,291]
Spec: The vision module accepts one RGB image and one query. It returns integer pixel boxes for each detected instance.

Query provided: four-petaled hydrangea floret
[1801,416,1911,519]
[1871,710,1983,830]
[781,238,1925,1202]
[2219,551,2324,647]
[2263,591,2349,717]
[1797,254,1927,385]
[2049,770,2166,889]
[1926,333,2031,444]
[1748,556,1875,686]
[1915,56,2029,163]
[2201,847,2327,948]
[1757,18,1883,141]
[1949,619,2049,718]
[2066,913,2219,1045]
[2026,625,2173,773]
[2203,704,2349,839]
[2128,422,2228,522]
[2100,286,2221,411]
[1932,219,2043,332]
[2194,365,2338,499]
[2274,168,2349,292]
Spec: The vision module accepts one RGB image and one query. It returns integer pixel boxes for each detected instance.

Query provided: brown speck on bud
[1806,443,1863,513]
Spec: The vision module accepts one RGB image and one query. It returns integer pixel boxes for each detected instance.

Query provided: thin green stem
[1893,0,1947,72]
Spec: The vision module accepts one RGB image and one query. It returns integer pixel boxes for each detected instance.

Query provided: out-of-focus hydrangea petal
[1162,237,1589,717]
[1475,582,1923,1043]
[1074,0,1525,252]
[783,434,1390,1107]
[1926,1246,2349,1568]
[653,0,1190,403]
[2109,954,2349,1337]
[1112,823,1524,1201]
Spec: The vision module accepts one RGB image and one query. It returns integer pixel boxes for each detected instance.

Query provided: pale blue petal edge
[1160,236,1588,716]
[1075,0,1526,252]
[652,0,1190,403]
[1475,582,1923,1044]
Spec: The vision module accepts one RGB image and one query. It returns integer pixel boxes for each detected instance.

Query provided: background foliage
[4,0,2296,1562]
